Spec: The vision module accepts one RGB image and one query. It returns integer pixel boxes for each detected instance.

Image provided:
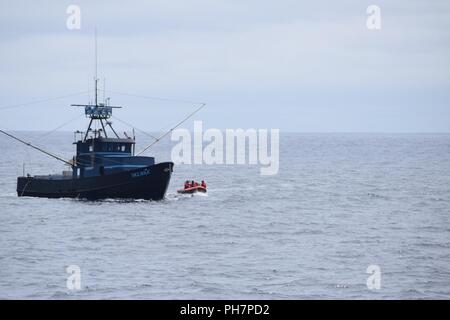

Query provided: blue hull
[17,162,173,201]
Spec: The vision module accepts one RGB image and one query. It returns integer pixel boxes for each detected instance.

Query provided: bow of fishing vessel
[11,80,174,200]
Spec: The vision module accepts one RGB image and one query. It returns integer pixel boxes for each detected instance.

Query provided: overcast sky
[0,0,449,132]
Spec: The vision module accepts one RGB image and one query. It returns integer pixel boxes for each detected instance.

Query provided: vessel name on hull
[131,168,150,178]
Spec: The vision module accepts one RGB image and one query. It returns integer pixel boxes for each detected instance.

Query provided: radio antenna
[94,28,98,106]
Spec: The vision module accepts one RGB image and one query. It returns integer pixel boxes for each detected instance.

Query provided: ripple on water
[1,133,450,299]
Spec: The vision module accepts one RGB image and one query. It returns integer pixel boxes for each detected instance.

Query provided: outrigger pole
[0,130,74,167]
[135,102,206,156]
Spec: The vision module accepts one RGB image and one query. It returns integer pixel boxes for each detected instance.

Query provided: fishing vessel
[2,79,175,200]
[0,33,206,200]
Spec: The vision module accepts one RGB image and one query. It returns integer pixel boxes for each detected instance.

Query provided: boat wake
[166,191,208,201]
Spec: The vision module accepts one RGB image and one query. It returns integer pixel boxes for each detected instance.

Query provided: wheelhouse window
[121,145,126,152]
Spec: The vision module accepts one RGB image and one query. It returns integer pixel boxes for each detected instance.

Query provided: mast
[71,29,122,141]
[95,78,98,106]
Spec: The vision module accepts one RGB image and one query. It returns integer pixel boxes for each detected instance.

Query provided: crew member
[201,180,206,188]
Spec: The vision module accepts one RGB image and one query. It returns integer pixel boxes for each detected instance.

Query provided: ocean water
[0,132,449,299]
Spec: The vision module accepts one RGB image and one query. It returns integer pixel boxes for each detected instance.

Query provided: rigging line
[31,113,85,143]
[136,103,206,156]
[111,115,159,141]
[105,90,204,105]
[0,130,74,167]
[0,91,90,111]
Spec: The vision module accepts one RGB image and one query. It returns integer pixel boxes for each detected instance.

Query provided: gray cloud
[1,0,449,132]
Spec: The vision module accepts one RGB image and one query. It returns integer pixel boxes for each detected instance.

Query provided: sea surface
[0,132,449,299]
